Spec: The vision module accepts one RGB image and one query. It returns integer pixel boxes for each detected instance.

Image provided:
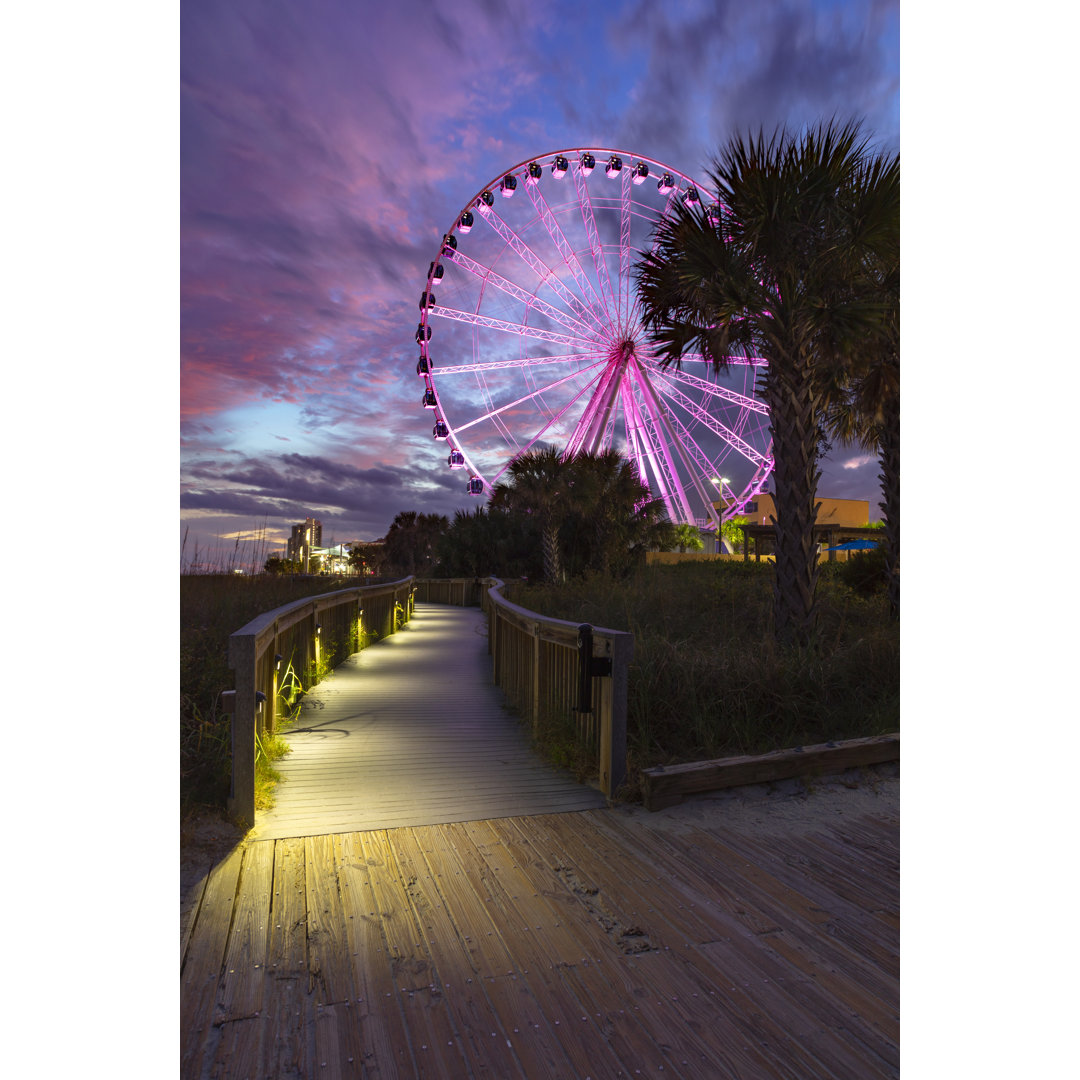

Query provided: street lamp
[710,477,730,552]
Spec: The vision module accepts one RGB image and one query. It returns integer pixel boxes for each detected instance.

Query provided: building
[719,493,870,529]
[716,493,878,562]
[287,518,322,572]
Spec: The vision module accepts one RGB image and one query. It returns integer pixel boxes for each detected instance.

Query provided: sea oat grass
[180,573,390,812]
[512,561,899,773]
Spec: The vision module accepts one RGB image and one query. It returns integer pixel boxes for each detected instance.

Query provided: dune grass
[509,560,899,782]
[180,574,373,813]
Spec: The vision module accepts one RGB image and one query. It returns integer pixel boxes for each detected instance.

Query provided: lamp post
[710,477,730,553]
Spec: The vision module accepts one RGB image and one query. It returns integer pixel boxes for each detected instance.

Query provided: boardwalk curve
[250,603,606,840]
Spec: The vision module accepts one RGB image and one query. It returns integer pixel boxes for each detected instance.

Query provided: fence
[480,579,633,798]
[225,576,415,825]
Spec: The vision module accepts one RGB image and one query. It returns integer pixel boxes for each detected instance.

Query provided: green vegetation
[509,560,898,790]
[180,573,388,814]
[670,523,704,553]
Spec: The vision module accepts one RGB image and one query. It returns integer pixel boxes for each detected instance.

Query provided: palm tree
[671,523,705,553]
[637,119,898,646]
[491,446,571,583]
[385,511,449,575]
[565,448,668,575]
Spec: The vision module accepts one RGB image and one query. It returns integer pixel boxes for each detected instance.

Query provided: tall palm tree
[637,119,898,646]
[491,446,571,583]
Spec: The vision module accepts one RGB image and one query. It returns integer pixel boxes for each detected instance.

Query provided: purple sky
[180,0,899,565]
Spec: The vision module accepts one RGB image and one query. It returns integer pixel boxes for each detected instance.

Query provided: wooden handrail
[226,576,415,825]
[481,578,632,798]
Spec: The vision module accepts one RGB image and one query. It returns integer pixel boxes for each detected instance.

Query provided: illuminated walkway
[248,603,607,841]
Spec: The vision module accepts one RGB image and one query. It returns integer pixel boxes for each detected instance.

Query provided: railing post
[599,633,631,798]
[532,622,541,735]
[227,633,257,826]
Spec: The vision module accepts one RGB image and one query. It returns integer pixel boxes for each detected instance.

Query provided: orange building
[714,493,875,560]
[717,493,870,528]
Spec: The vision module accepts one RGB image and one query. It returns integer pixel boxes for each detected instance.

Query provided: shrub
[838,546,889,596]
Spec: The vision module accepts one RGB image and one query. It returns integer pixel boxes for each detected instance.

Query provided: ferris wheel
[415,148,774,528]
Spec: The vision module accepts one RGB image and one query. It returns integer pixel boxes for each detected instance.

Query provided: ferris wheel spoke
[473,203,600,330]
[649,361,769,415]
[523,182,609,330]
[618,166,633,322]
[432,351,604,377]
[430,305,595,351]
[663,409,730,499]
[484,376,609,488]
[451,360,605,435]
[679,352,769,368]
[622,379,694,523]
[571,164,619,326]
[649,372,771,469]
[446,249,601,343]
[635,362,721,527]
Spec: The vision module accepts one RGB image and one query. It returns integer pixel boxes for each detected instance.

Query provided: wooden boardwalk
[251,603,607,841]
[181,791,899,1078]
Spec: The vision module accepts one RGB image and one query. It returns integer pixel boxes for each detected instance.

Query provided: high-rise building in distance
[287,518,322,572]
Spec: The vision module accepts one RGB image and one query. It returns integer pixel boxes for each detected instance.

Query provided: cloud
[842,453,877,470]
[182,448,477,541]
[181,0,899,550]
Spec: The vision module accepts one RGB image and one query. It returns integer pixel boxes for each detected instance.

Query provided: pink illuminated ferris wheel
[415,148,774,529]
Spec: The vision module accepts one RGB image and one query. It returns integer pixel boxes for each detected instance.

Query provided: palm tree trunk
[768,365,821,647]
[542,522,562,584]
[879,394,900,618]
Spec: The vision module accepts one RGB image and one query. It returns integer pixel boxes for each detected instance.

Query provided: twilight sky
[180,0,900,565]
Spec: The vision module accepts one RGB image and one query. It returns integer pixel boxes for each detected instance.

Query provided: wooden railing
[412,577,487,607]
[227,574,633,825]
[481,578,633,798]
[225,576,415,825]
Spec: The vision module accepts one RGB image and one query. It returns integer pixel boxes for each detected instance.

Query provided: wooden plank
[356,829,468,1080]
[642,735,900,810]
[335,833,417,1078]
[388,826,530,1078]
[532,812,893,1079]
[503,815,805,1079]
[258,837,312,1078]
[217,841,275,1022]
[305,835,358,1004]
[440,819,635,1080]
[679,827,899,1019]
[181,872,208,968]
[590,812,899,1072]
[419,821,580,1077]
[311,1001,367,1080]
[461,818,717,1079]
[210,1015,268,1079]
[180,844,244,1079]
[257,976,311,1080]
